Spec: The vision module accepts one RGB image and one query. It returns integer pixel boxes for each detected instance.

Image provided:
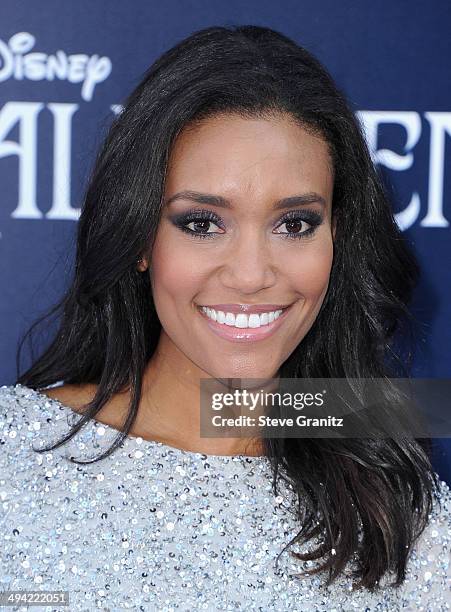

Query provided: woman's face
[149,113,335,380]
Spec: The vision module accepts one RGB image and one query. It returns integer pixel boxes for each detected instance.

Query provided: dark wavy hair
[16,24,439,592]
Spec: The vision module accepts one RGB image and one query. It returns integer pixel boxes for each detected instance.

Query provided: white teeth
[217,310,226,324]
[235,314,247,328]
[200,307,284,328]
[260,312,269,325]
[225,312,235,326]
[248,314,261,328]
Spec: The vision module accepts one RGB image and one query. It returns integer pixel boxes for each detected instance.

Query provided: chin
[205,361,280,383]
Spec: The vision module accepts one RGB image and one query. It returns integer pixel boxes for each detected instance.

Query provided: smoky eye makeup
[168,207,225,239]
[274,209,324,240]
[167,206,324,240]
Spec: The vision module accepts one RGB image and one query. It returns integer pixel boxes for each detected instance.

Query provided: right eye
[170,208,226,240]
[185,218,222,235]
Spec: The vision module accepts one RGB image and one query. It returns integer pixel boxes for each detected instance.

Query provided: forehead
[164,113,334,204]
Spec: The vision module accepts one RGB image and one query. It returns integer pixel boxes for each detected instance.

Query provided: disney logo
[0,32,112,101]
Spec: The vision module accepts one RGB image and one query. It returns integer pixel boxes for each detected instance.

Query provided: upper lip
[198,303,292,314]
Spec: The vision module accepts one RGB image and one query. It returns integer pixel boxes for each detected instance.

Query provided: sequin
[0,384,450,611]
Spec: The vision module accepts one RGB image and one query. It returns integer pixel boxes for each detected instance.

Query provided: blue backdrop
[1,1,450,483]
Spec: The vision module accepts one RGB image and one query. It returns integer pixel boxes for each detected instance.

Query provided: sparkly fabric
[0,384,450,611]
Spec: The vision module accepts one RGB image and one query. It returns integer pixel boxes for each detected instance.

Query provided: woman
[1,24,450,611]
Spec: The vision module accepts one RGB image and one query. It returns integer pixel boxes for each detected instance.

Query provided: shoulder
[0,384,57,453]
[36,383,98,413]
[396,475,451,608]
[0,383,41,438]
[0,383,91,455]
[0,382,131,437]
[0,385,59,520]
[0,383,103,494]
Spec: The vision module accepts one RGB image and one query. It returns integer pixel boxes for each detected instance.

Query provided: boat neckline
[18,384,267,462]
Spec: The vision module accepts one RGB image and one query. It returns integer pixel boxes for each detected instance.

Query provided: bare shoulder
[40,383,131,428]
[40,384,98,414]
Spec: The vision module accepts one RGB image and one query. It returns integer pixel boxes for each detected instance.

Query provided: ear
[137,257,149,273]
[331,213,337,241]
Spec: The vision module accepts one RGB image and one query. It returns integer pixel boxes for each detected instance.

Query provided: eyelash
[170,208,323,241]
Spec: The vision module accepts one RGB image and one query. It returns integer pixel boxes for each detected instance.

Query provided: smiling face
[148,112,335,380]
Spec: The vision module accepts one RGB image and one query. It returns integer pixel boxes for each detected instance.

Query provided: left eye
[274,219,309,234]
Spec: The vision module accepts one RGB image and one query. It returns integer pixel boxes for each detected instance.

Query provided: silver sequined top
[0,384,450,611]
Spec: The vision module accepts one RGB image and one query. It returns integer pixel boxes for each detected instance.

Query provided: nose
[218,231,277,294]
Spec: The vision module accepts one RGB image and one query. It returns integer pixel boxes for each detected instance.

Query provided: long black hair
[16,25,439,591]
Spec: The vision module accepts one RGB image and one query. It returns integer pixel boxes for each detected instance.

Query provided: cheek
[286,238,334,300]
[150,228,207,305]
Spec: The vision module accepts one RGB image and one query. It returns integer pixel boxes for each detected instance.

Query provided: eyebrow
[164,190,326,210]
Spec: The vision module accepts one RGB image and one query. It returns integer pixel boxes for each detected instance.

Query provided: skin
[43,112,336,456]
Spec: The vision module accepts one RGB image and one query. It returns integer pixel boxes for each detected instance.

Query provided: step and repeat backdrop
[0,1,450,482]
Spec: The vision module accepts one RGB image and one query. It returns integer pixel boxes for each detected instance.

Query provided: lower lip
[196,305,293,343]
